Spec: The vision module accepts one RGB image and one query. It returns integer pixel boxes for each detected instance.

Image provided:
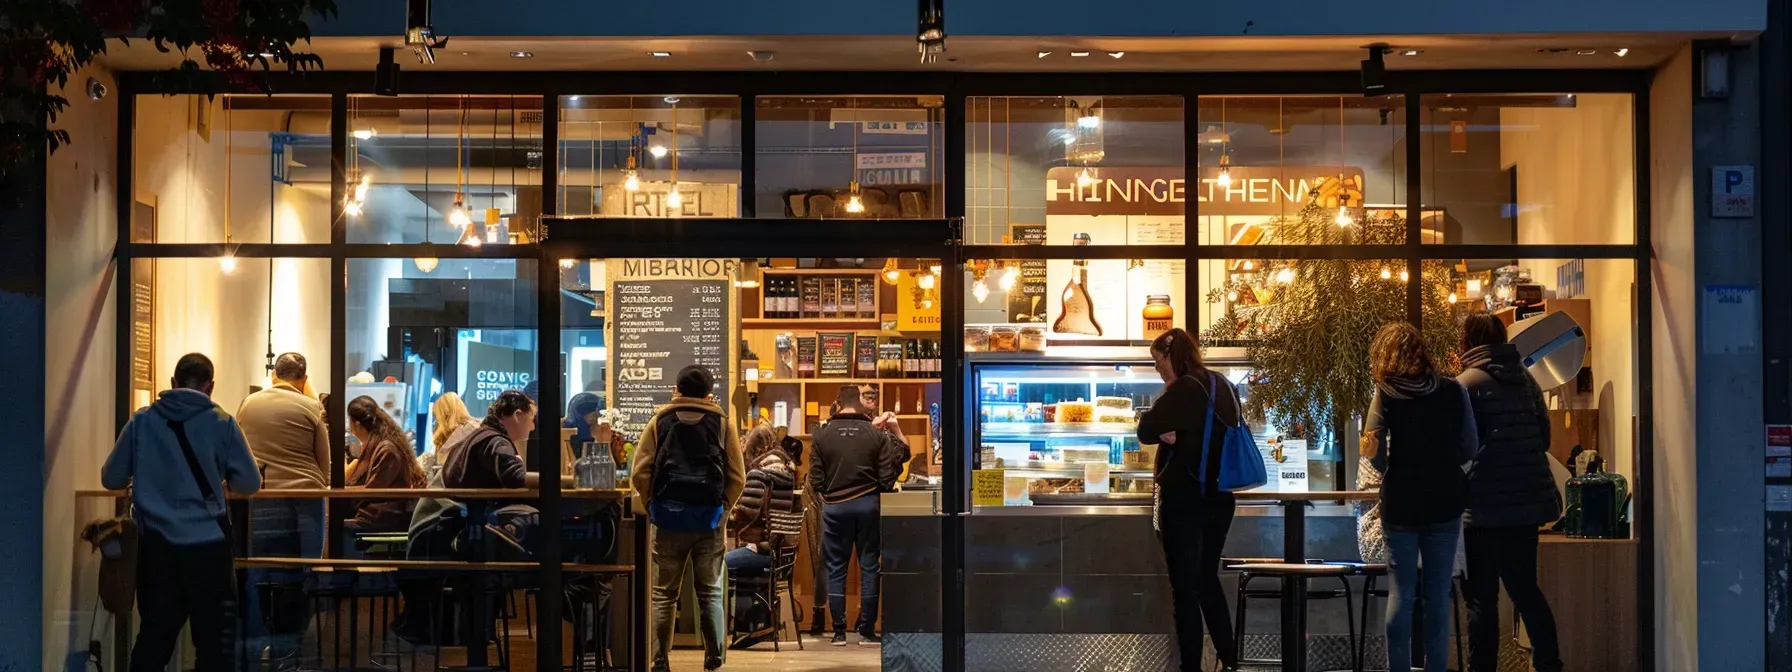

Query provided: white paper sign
[1277,440,1310,492]
[1083,462,1111,494]
[1702,285,1760,355]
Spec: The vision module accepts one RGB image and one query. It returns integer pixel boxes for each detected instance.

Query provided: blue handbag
[1196,373,1270,492]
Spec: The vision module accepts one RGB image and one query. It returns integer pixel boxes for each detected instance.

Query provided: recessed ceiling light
[1070,51,1090,58]
[1037,50,1052,59]
[1107,51,1125,59]
[650,51,671,58]
[1402,49,1422,56]
[1576,49,1597,55]
[748,51,775,62]
[509,51,533,58]
[1615,48,1630,57]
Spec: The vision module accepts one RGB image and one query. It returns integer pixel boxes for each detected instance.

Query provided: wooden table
[78,487,633,499]
[1235,490,1380,672]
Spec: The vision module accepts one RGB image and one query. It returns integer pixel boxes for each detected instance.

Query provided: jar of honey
[1142,295,1175,339]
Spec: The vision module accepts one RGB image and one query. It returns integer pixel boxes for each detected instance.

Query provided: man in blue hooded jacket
[102,353,261,672]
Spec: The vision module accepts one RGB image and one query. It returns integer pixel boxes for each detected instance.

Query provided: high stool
[309,567,403,671]
[1228,561,1358,670]
[1345,563,1465,672]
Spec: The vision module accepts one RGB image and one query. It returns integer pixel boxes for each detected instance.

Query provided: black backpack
[648,409,728,533]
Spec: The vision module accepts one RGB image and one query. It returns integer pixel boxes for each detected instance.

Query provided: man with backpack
[101,353,262,672]
[809,384,910,647]
[631,365,746,672]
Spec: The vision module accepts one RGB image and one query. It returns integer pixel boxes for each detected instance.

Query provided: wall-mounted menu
[1009,224,1047,323]
[607,258,736,439]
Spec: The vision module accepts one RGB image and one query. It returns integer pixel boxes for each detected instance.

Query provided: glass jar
[1142,295,1175,339]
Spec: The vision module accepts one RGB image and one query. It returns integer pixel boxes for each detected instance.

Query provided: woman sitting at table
[420,392,478,486]
[1363,322,1477,672]
[345,396,427,533]
[726,424,797,648]
[1136,328,1241,672]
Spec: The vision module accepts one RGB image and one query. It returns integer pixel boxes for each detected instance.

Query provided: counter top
[76,487,631,500]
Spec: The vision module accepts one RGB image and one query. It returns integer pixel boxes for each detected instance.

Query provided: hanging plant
[1,0,336,198]
[1202,180,1457,446]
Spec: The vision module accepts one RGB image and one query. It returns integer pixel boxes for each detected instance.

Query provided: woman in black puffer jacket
[1455,313,1563,672]
[725,425,796,645]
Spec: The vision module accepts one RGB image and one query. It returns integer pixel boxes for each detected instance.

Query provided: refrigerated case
[967,349,1339,500]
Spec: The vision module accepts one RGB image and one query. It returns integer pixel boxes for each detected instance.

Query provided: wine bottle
[905,339,919,379]
[1052,232,1105,336]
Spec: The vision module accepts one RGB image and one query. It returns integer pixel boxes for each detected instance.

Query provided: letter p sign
[1710,165,1755,218]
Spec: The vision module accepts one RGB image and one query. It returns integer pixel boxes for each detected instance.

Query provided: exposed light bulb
[344,201,363,217]
[353,174,371,203]
[1076,168,1096,187]
[918,273,937,290]
[1448,292,1459,304]
[463,234,483,248]
[666,189,683,209]
[353,128,376,140]
[1400,269,1410,282]
[845,195,865,213]
[649,145,668,158]
[414,257,439,273]
[449,193,471,227]
[1380,267,1392,280]
[1216,166,1232,188]
[1000,265,1019,291]
[929,262,943,276]
[1276,267,1294,284]
[624,170,640,191]
[1335,205,1353,227]
[1077,114,1100,129]
[972,279,990,303]
[218,254,238,274]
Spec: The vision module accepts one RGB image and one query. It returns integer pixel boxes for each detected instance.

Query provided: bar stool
[1341,562,1465,672]
[1228,561,1358,670]
[309,567,402,671]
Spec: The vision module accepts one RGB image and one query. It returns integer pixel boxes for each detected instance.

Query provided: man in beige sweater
[236,352,329,666]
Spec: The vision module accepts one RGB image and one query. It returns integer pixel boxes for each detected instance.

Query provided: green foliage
[1,0,337,195]
[1202,198,1458,445]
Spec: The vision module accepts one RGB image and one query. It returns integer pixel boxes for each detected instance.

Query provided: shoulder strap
[165,419,220,505]
[1196,372,1218,482]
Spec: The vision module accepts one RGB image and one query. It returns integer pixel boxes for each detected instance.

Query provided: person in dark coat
[1455,313,1564,672]
[725,425,797,646]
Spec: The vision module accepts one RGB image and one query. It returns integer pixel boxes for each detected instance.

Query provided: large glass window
[1195,96,1409,246]
[967,96,1184,246]
[1420,94,1635,244]
[131,95,333,244]
[347,96,545,245]
[757,96,945,219]
[558,95,743,218]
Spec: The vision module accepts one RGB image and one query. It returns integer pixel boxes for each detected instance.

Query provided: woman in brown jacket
[726,425,797,645]
[345,396,427,532]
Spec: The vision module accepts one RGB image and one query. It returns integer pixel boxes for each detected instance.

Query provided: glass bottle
[1142,295,1175,340]
[575,441,599,489]
[1053,233,1104,336]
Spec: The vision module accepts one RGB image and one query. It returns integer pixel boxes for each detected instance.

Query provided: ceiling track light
[1360,45,1388,95]
[510,50,534,58]
[1069,51,1090,58]
[916,0,947,63]
[649,51,671,58]
[404,0,448,64]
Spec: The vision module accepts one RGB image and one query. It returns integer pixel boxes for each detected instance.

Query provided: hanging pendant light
[1076,167,1096,187]
[219,245,239,274]
[624,154,640,192]
[1275,267,1294,284]
[414,253,439,273]
[449,193,472,227]
[1216,153,1233,188]
[1000,264,1019,291]
[971,267,990,303]
[666,187,683,209]
[881,257,902,285]
[845,181,865,214]
[844,99,865,215]
[1380,267,1392,280]
[1335,204,1353,227]
[1400,269,1410,282]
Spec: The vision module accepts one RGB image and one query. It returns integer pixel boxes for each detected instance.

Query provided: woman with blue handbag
[1138,328,1252,672]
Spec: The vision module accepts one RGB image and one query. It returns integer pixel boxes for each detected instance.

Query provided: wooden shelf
[741,317,881,330]
[760,378,941,385]
[895,414,930,420]
[760,268,882,276]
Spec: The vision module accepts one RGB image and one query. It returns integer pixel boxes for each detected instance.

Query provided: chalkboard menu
[607,258,736,439]
[1008,224,1048,323]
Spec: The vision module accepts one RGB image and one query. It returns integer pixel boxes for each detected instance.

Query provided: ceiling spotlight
[1615,48,1630,57]
[650,51,671,58]
[1576,49,1597,56]
[510,50,533,58]
[648,144,669,159]
[1402,49,1422,56]
[1070,51,1090,58]
[917,0,947,64]
[374,47,401,97]
[1107,51,1125,59]
[404,0,448,64]
[1360,46,1387,94]
[1037,50,1053,59]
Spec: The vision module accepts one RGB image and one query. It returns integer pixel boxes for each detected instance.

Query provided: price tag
[972,469,1005,507]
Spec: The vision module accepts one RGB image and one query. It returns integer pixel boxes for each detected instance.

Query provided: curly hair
[1369,321,1435,383]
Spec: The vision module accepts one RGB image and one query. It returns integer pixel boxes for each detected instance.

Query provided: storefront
[23,10,1781,672]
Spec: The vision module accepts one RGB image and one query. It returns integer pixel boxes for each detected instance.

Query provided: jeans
[1155,488,1238,671]
[1386,520,1461,672]
[725,547,775,634]
[650,527,727,670]
[1464,526,1562,672]
[245,498,324,664]
[821,495,881,634]
[133,535,236,672]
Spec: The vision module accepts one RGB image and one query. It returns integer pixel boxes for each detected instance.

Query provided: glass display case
[969,350,1338,503]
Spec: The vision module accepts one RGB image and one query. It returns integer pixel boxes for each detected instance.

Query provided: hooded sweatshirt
[629,396,746,514]
[1456,343,1562,528]
[102,389,262,546]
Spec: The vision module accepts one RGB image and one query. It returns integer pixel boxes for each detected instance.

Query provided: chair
[1227,561,1359,670]
[728,499,806,651]
[1344,562,1465,672]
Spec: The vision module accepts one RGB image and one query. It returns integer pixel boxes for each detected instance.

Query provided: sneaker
[857,631,883,647]
[831,632,848,646]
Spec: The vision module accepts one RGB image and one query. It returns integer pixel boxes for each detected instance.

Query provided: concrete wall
[41,65,119,672]
[312,0,1768,38]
